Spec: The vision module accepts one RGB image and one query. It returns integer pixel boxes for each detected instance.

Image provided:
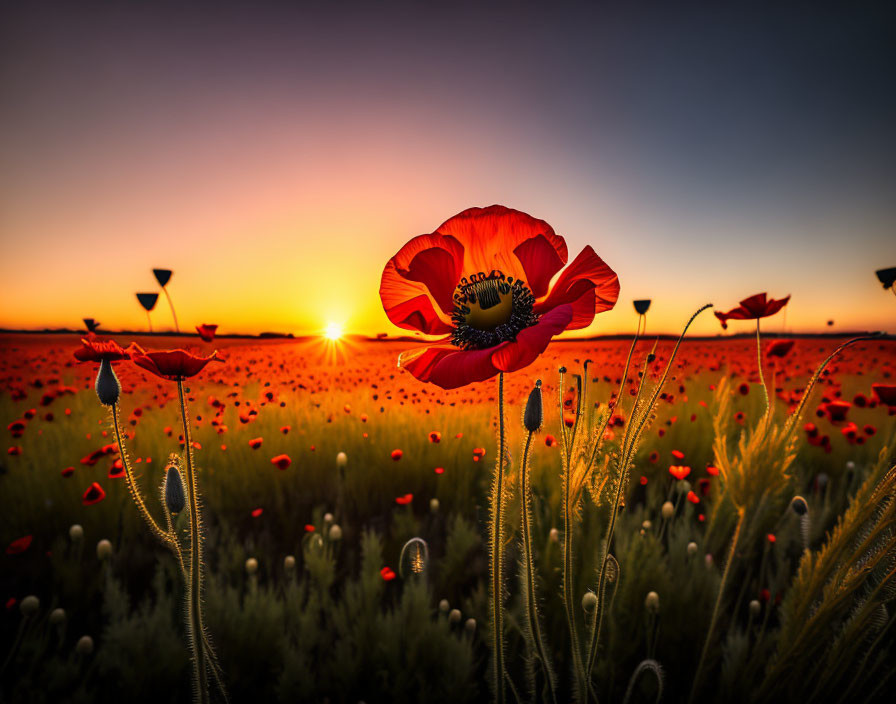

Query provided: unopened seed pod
[449,608,462,624]
[75,635,94,655]
[523,380,543,432]
[165,465,186,514]
[323,512,334,524]
[69,524,84,541]
[284,555,296,572]
[438,599,450,613]
[645,591,660,614]
[464,618,477,634]
[49,608,66,626]
[661,501,675,519]
[336,452,347,468]
[549,527,559,542]
[749,599,761,616]
[642,520,652,531]
[20,595,39,616]
[328,524,343,541]
[429,498,440,514]
[790,496,808,516]
[96,539,112,560]
[687,541,698,557]
[582,591,598,613]
[245,557,258,575]
[95,359,121,406]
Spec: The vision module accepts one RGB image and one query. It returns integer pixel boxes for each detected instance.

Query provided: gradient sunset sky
[2,2,894,337]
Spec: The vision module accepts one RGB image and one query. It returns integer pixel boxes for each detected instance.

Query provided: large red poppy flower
[714,293,790,330]
[128,344,222,381]
[73,338,130,363]
[380,205,619,388]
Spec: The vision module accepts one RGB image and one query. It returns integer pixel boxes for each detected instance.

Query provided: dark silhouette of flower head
[875,267,896,290]
[83,318,100,333]
[196,324,218,342]
[380,205,619,388]
[153,268,173,287]
[136,293,159,312]
[633,299,651,315]
[714,293,790,330]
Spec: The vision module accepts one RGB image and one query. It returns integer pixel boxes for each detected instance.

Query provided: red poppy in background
[714,293,790,330]
[82,482,106,505]
[766,339,795,358]
[128,344,222,381]
[871,384,896,407]
[271,454,291,470]
[380,205,620,389]
[196,324,218,342]
[73,338,130,363]
[6,535,33,555]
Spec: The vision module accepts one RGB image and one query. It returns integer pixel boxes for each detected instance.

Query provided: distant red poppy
[304,524,315,532]
[428,431,441,443]
[766,340,795,358]
[686,491,700,504]
[706,465,720,476]
[671,449,685,460]
[391,449,403,461]
[714,293,790,330]
[251,508,263,517]
[82,482,106,505]
[73,337,130,363]
[381,205,620,389]
[128,344,222,381]
[196,324,218,342]
[249,438,263,449]
[823,400,851,423]
[61,466,74,478]
[545,435,558,448]
[669,465,691,480]
[380,566,396,581]
[6,535,32,555]
[395,493,413,505]
[871,384,896,407]
[271,454,291,470]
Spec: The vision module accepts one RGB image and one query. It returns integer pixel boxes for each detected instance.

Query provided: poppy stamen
[451,271,538,349]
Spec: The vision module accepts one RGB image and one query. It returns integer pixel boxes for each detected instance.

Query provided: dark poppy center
[450,271,538,349]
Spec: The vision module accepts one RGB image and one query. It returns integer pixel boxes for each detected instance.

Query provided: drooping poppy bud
[165,464,186,514]
[523,380,543,432]
[95,359,120,406]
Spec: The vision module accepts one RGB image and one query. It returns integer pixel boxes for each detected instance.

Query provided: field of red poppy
[1,331,894,703]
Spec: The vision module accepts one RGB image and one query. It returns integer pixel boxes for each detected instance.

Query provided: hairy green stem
[756,319,769,417]
[178,380,209,704]
[490,372,507,704]
[689,510,745,704]
[519,431,558,704]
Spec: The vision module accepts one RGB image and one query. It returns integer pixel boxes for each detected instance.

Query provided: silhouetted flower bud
[790,496,808,515]
[633,299,652,315]
[75,635,94,655]
[95,359,120,406]
[523,380,543,432]
[165,465,186,514]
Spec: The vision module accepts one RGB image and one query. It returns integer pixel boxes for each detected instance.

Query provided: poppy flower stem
[689,509,745,704]
[756,319,770,417]
[489,372,508,704]
[177,380,209,704]
[519,430,558,704]
[146,311,153,333]
[162,286,180,333]
[110,404,175,549]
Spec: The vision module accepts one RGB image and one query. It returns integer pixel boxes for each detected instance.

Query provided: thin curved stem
[519,431,558,704]
[688,510,745,704]
[178,381,208,704]
[490,372,507,704]
[146,311,153,333]
[756,319,769,417]
[162,285,180,332]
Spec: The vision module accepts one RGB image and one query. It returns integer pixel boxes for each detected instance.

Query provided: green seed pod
[95,358,121,406]
[523,380,543,432]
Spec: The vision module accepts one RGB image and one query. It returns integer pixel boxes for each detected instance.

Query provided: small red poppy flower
[706,465,719,476]
[73,338,130,363]
[395,493,413,505]
[6,535,33,555]
[82,482,106,505]
[280,425,291,434]
[671,449,685,460]
[8,446,21,456]
[823,400,851,423]
[871,384,896,407]
[686,491,699,504]
[251,508,263,517]
[61,466,74,478]
[648,450,659,463]
[545,435,558,447]
[767,533,776,544]
[381,205,620,389]
[380,566,396,581]
[304,524,315,532]
[391,449,403,461]
[249,438,263,449]
[196,324,218,342]
[434,467,445,474]
[669,465,691,480]
[738,383,750,396]
[429,431,441,443]
[271,454,291,470]
[639,475,648,486]
[127,344,222,381]
[714,293,790,330]
[472,447,486,461]
[766,339,794,358]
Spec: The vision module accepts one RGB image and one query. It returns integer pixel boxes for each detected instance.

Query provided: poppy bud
[464,618,477,634]
[429,498,440,514]
[323,512,334,524]
[69,524,84,541]
[336,451,347,468]
[20,595,39,616]
[687,541,698,556]
[749,599,761,616]
[549,527,559,542]
[633,299,652,315]
[647,353,656,363]
[75,635,94,655]
[439,599,450,613]
[661,501,675,519]
[790,496,808,515]
[165,465,186,514]
[284,555,296,572]
[523,380,543,432]
[328,524,342,541]
[96,539,112,560]
[645,591,660,614]
[245,557,258,575]
[49,607,66,626]
[582,591,598,612]
[449,608,462,624]
[94,358,120,406]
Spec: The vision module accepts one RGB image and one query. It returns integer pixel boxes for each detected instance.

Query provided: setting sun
[324,321,344,341]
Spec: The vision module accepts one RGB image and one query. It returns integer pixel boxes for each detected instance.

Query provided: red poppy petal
[738,293,770,316]
[513,234,567,298]
[491,305,573,373]
[399,343,507,390]
[534,246,619,328]
[436,205,567,285]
